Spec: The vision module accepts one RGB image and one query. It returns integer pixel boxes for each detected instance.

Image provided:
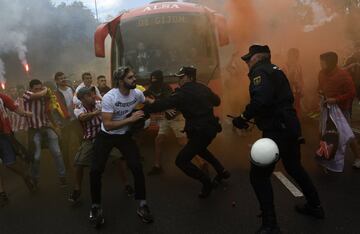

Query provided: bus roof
[121,1,210,21]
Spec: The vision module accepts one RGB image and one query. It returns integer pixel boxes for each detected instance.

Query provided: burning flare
[1,82,5,90]
[24,63,30,72]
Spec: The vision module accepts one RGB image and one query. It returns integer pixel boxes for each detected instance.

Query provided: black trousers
[176,129,225,184]
[250,131,321,216]
[90,131,146,204]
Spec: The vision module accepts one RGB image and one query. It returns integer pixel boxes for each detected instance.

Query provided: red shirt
[318,67,356,111]
[0,93,18,134]
[23,91,50,129]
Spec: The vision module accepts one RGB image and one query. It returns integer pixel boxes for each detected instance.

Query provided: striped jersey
[74,100,102,140]
[0,93,17,134]
[23,91,50,129]
[7,97,28,132]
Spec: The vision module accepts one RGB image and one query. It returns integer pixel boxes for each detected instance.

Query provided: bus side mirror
[215,14,230,47]
[94,15,122,57]
[94,24,109,58]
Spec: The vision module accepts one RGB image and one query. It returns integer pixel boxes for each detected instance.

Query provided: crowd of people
[0,42,359,233]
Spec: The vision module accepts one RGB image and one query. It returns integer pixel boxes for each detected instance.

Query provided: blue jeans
[31,128,66,178]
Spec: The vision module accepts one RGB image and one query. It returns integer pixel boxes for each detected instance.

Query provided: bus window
[115,12,219,83]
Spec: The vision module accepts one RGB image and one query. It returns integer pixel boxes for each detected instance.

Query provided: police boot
[256,212,281,234]
[213,170,231,188]
[198,176,213,199]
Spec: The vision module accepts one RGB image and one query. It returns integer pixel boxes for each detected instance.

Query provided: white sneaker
[353,158,360,169]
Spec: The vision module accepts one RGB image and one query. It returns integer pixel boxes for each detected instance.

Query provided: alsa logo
[143,4,180,12]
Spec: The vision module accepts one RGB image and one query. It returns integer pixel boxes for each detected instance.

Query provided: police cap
[175,66,197,78]
[241,44,271,61]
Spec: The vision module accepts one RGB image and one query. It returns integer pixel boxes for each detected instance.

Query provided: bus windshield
[115,12,218,82]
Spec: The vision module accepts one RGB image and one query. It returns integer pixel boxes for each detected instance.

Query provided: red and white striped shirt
[0,93,17,134]
[23,91,50,129]
[74,101,102,140]
[8,97,28,132]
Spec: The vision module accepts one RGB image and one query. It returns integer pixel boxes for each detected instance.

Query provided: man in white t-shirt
[89,67,153,228]
[73,72,102,106]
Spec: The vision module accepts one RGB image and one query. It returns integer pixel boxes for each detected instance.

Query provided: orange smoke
[225,0,355,112]
[226,0,258,52]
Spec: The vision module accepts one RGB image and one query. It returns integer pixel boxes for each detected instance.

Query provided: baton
[227,114,255,124]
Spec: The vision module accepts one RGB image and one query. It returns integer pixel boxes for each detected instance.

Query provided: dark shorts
[0,135,16,165]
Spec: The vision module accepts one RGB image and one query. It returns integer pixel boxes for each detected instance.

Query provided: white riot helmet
[250,138,279,166]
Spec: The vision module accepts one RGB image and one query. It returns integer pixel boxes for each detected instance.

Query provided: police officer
[232,45,324,234]
[143,66,230,198]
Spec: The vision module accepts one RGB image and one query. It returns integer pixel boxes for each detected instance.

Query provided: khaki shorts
[74,140,123,167]
[158,115,185,138]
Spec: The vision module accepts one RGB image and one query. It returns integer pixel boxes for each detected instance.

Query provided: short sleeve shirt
[101,88,145,135]
[74,101,102,140]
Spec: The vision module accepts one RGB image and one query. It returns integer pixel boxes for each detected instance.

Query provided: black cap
[241,44,271,61]
[175,66,197,78]
[77,86,95,100]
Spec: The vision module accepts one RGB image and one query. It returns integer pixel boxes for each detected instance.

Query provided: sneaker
[59,177,68,188]
[68,190,81,204]
[213,170,231,187]
[89,206,105,228]
[0,192,9,207]
[255,225,282,234]
[147,166,163,176]
[137,205,154,223]
[125,185,134,197]
[198,180,213,199]
[353,158,360,169]
[295,203,325,219]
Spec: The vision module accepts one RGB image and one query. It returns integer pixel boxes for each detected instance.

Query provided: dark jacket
[243,59,301,137]
[144,81,221,134]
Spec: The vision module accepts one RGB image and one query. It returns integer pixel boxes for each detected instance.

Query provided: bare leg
[349,139,360,159]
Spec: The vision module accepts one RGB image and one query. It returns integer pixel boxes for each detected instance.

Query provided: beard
[124,82,136,90]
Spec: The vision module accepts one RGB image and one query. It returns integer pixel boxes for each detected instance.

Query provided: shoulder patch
[253,76,262,86]
[273,66,281,70]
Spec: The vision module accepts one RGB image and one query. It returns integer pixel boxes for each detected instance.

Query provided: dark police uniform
[143,67,228,197]
[233,45,322,232]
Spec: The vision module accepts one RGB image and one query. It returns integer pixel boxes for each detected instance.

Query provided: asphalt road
[0,117,360,234]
